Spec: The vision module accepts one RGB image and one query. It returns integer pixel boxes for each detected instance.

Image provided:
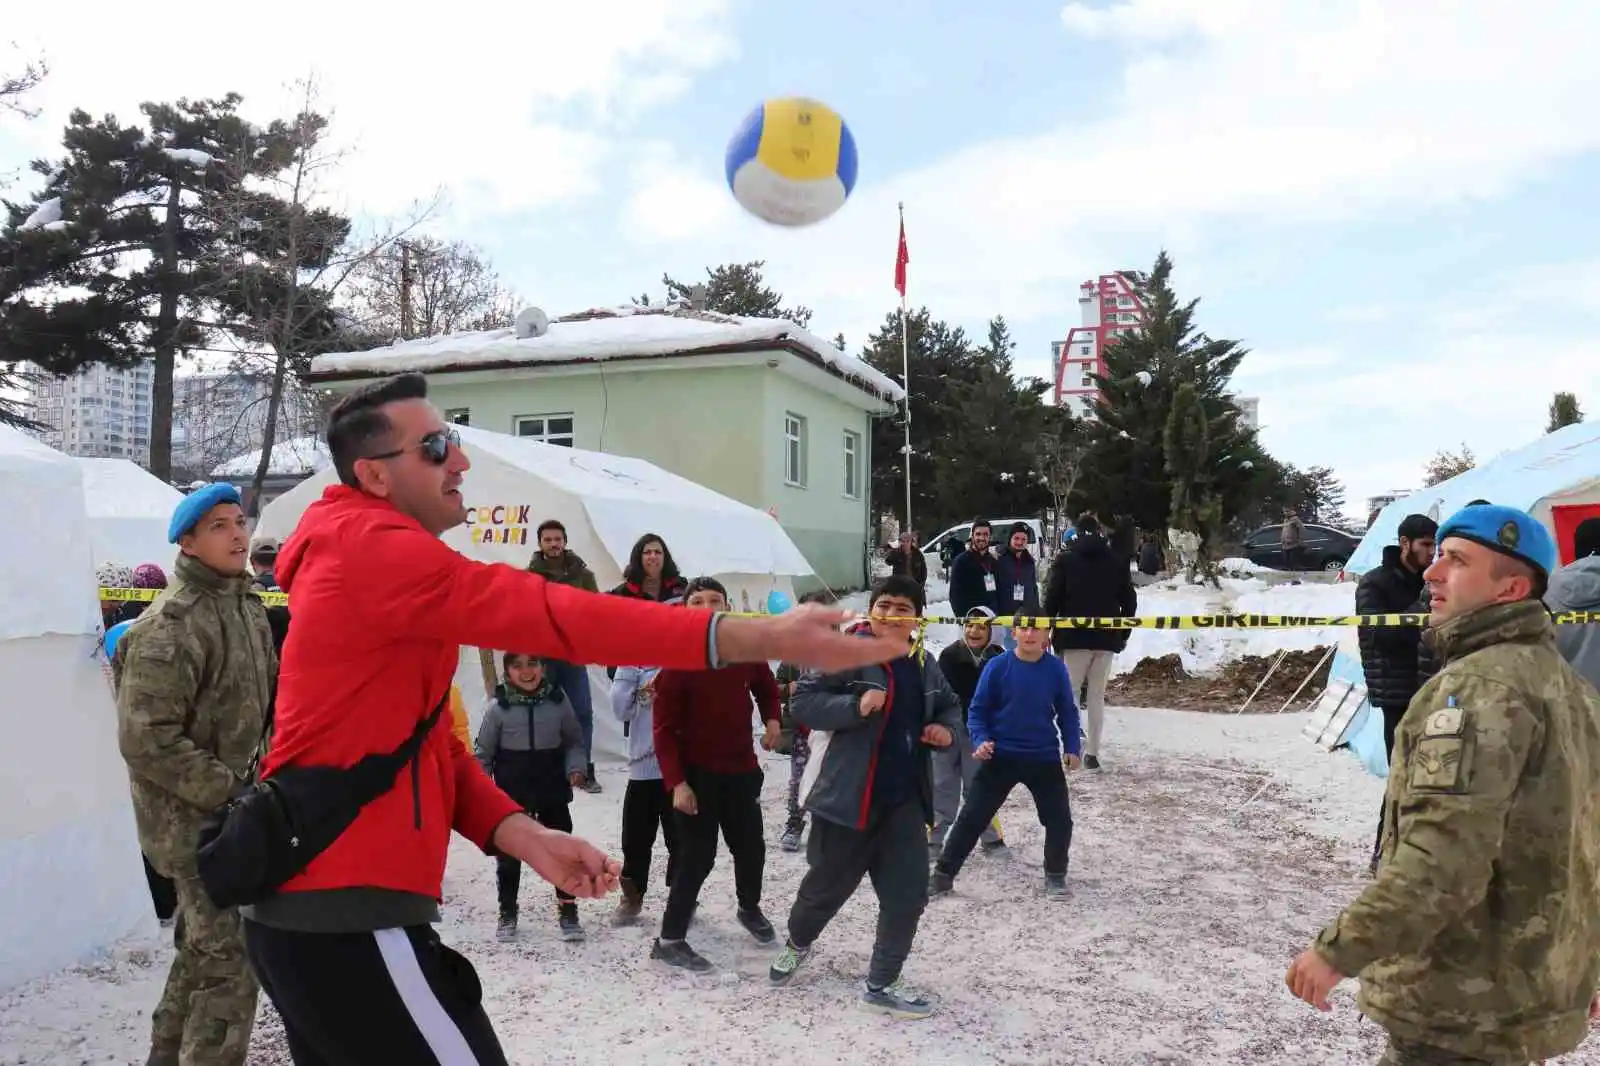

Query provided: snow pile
[159,147,213,168]
[1117,578,1355,677]
[16,197,61,232]
[1217,556,1267,576]
[211,435,331,479]
[307,306,905,404]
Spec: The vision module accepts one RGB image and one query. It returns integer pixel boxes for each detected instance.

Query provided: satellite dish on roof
[513,307,550,339]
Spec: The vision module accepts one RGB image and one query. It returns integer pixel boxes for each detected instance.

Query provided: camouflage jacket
[527,549,599,593]
[114,552,276,870]
[1314,599,1600,1062]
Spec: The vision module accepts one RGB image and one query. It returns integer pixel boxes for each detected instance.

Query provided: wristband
[707,612,724,669]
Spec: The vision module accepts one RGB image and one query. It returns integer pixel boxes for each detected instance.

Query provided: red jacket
[266,486,715,900]
[653,661,781,790]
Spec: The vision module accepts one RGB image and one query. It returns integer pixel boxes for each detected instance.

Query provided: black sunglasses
[363,427,460,466]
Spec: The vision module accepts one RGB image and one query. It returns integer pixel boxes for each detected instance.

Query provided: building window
[842,430,861,499]
[514,413,575,446]
[444,407,470,426]
[1081,376,1093,386]
[784,413,807,487]
[1079,345,1092,355]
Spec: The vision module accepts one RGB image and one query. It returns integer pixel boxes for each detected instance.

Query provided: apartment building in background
[1052,272,1148,417]
[25,363,153,464]
[1050,274,1260,429]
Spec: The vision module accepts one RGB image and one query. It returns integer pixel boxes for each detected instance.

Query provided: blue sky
[4,0,1598,510]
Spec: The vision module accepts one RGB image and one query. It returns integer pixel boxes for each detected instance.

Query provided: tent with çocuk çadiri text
[1310,420,1600,777]
[253,424,816,759]
[0,428,152,992]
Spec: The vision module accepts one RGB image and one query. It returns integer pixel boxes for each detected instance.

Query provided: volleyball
[725,98,857,227]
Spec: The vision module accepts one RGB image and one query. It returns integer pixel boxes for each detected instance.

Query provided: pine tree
[1286,465,1347,523]
[660,261,812,326]
[1547,391,1584,432]
[1,94,300,476]
[1076,250,1271,533]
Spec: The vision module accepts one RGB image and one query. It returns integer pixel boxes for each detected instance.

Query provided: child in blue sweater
[930,620,1080,901]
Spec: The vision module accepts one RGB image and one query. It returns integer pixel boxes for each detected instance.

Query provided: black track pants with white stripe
[245,921,508,1065]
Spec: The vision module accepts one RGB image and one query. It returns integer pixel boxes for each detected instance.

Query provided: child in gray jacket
[476,653,587,943]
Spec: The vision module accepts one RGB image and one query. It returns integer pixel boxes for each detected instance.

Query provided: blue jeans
[550,660,593,768]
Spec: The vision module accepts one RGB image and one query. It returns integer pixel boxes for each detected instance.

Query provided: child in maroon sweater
[651,577,783,972]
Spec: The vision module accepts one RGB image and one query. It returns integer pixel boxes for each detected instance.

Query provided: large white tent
[0,429,152,991]
[1317,420,1600,776]
[255,426,816,757]
[75,458,183,570]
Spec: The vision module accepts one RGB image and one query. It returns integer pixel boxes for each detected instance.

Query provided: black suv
[1242,523,1360,572]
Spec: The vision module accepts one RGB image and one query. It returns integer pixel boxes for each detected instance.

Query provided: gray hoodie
[1546,555,1600,691]
[610,665,663,781]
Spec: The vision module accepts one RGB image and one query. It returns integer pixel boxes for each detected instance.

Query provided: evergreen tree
[660,261,812,326]
[1076,250,1272,534]
[1548,391,1584,432]
[1286,465,1347,523]
[1,94,301,476]
[1163,382,1225,584]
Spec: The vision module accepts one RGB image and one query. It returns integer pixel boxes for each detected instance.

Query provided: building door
[1552,503,1600,565]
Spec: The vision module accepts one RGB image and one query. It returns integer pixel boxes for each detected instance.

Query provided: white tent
[255,426,816,757]
[1317,420,1600,776]
[0,428,152,992]
[75,458,183,570]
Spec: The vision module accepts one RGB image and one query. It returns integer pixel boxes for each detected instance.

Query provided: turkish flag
[894,217,909,298]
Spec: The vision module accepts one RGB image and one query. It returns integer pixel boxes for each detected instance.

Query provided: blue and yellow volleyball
[725,98,858,227]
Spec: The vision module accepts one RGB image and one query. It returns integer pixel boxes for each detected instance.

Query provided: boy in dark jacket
[932,621,1080,902]
[769,576,962,1020]
[475,654,587,943]
[932,608,1005,852]
[651,578,784,972]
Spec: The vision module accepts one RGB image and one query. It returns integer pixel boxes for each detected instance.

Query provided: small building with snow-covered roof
[304,305,903,588]
[210,435,332,515]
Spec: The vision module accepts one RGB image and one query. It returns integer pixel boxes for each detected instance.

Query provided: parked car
[1241,522,1360,572]
[923,517,1045,579]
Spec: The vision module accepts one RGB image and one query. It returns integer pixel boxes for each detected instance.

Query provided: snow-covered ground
[23,575,1596,1064]
[12,707,1598,1065]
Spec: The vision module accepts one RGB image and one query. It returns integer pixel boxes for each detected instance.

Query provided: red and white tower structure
[1052,272,1148,416]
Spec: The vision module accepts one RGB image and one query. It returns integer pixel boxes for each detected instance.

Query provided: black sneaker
[737,907,776,944]
[557,902,585,942]
[1045,874,1069,901]
[495,909,517,942]
[928,871,954,898]
[980,839,1008,855]
[1083,754,1102,770]
[651,938,712,972]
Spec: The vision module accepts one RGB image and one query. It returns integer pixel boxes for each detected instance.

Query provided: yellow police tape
[96,587,1598,630]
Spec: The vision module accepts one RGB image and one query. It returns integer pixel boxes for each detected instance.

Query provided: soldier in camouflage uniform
[114,483,275,1066]
[1287,503,1600,1066]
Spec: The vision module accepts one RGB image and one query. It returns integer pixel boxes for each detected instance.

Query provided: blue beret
[1437,503,1558,578]
[168,482,243,543]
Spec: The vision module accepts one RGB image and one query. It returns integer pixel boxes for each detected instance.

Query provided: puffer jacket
[1354,545,1429,710]
[792,644,964,830]
[1546,554,1600,690]
[1044,533,1137,653]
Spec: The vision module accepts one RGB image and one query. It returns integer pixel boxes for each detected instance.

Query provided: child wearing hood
[475,653,587,943]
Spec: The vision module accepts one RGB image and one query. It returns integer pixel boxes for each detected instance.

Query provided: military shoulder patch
[1423,705,1465,738]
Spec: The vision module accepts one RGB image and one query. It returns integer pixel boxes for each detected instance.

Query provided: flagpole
[898,202,913,538]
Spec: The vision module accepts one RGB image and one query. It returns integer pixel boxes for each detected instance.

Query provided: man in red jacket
[241,373,907,1066]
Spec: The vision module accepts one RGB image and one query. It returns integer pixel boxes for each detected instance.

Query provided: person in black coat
[1354,512,1437,873]
[993,523,1041,648]
[948,518,999,623]
[1043,514,1136,770]
[883,532,928,588]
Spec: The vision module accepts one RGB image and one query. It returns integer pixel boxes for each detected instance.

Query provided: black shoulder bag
[196,694,447,910]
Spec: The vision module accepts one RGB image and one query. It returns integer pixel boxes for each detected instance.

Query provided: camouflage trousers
[148,861,259,1066]
[1378,1036,1529,1066]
